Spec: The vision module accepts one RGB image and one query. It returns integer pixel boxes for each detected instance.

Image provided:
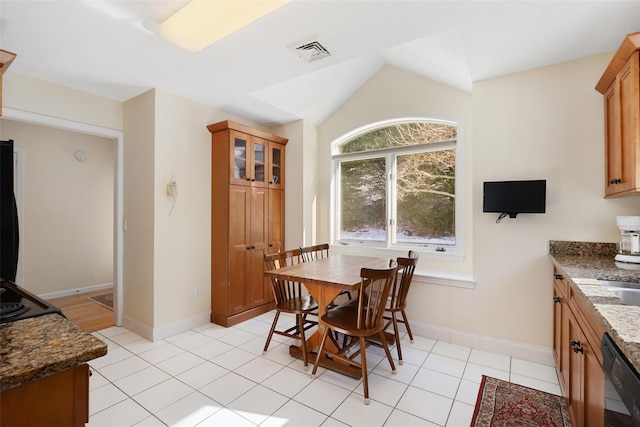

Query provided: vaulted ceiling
[2,1,639,127]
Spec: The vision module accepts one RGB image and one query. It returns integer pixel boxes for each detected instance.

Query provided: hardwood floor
[48,290,114,332]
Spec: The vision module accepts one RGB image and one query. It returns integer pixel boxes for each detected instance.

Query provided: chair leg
[359,337,370,405]
[400,310,414,343]
[297,313,309,370]
[378,331,397,375]
[391,313,403,365]
[311,327,331,377]
[263,311,281,354]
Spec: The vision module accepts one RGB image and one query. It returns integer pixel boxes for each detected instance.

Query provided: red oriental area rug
[471,375,571,427]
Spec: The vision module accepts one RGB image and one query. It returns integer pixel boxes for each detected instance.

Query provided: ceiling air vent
[295,40,331,62]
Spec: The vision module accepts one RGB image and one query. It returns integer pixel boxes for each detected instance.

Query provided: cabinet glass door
[270,143,285,189]
[233,135,248,182]
[253,138,266,186]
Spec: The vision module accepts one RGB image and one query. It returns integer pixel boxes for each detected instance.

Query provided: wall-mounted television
[483,180,546,221]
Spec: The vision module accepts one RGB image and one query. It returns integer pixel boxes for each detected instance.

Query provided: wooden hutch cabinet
[596,32,640,198]
[207,120,287,327]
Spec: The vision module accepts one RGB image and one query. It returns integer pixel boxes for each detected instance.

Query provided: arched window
[332,119,460,253]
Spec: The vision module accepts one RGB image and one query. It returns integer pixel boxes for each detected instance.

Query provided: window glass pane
[339,122,456,154]
[396,149,456,245]
[340,158,386,242]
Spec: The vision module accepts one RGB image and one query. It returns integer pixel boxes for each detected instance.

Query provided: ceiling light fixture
[158,0,292,52]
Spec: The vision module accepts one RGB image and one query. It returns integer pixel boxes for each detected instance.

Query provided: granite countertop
[549,241,640,375]
[0,314,107,393]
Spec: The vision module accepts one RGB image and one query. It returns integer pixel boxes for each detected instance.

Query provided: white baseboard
[409,319,555,366]
[39,282,113,300]
[122,311,212,342]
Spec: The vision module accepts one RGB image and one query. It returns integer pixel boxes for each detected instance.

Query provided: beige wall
[470,53,639,348]
[0,120,114,295]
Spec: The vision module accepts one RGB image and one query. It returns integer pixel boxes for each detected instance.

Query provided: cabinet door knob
[553,296,561,303]
[554,274,563,280]
[569,339,584,353]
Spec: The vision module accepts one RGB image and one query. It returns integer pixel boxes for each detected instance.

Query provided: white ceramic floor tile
[197,407,257,426]
[352,373,408,407]
[89,383,128,415]
[235,355,284,383]
[133,415,166,426]
[406,335,437,352]
[510,357,559,384]
[109,330,145,346]
[462,362,509,384]
[113,366,172,396]
[372,357,419,384]
[165,330,196,342]
[239,335,271,355]
[96,326,130,338]
[132,378,194,414]
[171,332,214,350]
[218,329,261,347]
[89,370,109,391]
[410,367,461,399]
[468,349,511,371]
[431,341,471,361]
[199,372,257,406]
[124,338,170,355]
[384,409,439,426]
[227,384,289,424]
[293,378,351,415]
[261,399,328,427]
[155,391,222,426]
[396,386,453,426]
[510,373,562,396]
[88,346,133,370]
[211,347,257,371]
[261,366,315,398]
[331,392,393,427]
[316,366,362,392]
[321,417,350,427]
[98,355,150,382]
[395,345,428,367]
[138,342,186,364]
[454,379,481,406]
[87,397,151,427]
[175,360,229,390]
[422,353,467,378]
[198,324,236,340]
[190,339,235,360]
[155,351,206,376]
[445,400,474,427]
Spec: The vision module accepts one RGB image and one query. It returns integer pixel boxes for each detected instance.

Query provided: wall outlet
[194,284,201,297]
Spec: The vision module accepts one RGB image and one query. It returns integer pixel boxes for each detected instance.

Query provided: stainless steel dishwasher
[601,333,640,426]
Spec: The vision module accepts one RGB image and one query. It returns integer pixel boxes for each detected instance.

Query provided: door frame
[3,107,124,326]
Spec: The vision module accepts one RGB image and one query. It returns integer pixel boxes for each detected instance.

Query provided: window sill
[412,271,476,289]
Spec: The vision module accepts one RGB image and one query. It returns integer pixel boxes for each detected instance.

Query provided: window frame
[330,117,464,260]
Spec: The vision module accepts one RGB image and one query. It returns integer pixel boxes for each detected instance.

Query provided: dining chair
[300,243,352,306]
[263,249,318,369]
[384,250,419,365]
[310,261,398,405]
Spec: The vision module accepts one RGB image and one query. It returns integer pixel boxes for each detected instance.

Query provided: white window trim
[329,116,465,261]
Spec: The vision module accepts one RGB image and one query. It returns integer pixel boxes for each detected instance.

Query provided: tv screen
[483,180,546,218]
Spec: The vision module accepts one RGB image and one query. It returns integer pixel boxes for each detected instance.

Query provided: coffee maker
[615,216,640,266]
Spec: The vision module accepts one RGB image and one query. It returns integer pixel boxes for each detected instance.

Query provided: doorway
[1,108,124,326]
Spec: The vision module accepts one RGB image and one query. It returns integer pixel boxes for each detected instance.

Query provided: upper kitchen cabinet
[0,50,17,116]
[596,32,640,198]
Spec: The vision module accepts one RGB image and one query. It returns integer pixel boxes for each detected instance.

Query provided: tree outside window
[334,121,457,248]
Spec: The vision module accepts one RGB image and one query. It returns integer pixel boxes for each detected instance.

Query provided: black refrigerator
[0,139,19,282]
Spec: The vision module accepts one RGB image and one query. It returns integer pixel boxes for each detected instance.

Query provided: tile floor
[87,311,561,427]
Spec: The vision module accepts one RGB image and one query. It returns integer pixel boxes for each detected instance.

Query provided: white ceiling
[2,1,639,127]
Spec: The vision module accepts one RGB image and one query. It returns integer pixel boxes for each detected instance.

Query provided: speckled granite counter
[0,314,107,393]
[549,241,640,375]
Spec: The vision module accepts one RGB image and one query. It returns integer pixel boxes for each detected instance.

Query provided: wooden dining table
[264,254,392,378]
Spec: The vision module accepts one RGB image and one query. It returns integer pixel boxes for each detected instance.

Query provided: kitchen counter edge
[0,313,107,392]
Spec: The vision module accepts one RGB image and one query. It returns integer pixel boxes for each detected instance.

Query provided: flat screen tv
[483,180,546,220]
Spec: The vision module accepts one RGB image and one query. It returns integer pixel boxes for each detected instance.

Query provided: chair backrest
[389,251,419,310]
[264,249,304,303]
[356,260,397,331]
[300,243,330,262]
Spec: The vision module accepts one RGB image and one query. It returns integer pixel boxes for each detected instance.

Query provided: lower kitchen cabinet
[553,267,604,427]
[0,364,89,427]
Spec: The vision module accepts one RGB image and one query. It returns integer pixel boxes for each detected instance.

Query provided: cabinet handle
[610,178,622,184]
[553,296,561,303]
[554,274,563,280]
[569,339,584,353]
